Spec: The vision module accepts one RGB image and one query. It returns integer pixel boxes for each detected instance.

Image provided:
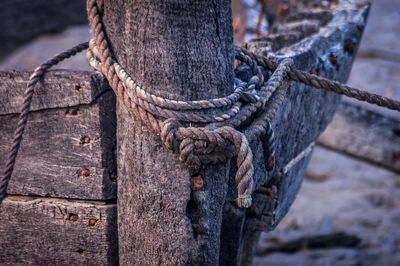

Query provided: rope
[235,46,400,112]
[1,0,400,207]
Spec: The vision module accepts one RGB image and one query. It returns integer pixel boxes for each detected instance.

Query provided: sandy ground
[0,0,399,265]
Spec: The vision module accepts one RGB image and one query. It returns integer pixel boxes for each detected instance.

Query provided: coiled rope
[1,0,400,207]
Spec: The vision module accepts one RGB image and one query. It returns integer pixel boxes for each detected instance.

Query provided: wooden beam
[318,101,400,173]
[102,0,234,264]
[0,70,117,200]
[0,196,117,265]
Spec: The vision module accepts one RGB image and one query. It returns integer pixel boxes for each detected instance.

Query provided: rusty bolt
[80,167,91,177]
[80,136,91,144]
[88,218,98,226]
[190,174,204,191]
[68,213,79,222]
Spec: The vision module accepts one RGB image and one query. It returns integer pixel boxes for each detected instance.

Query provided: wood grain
[318,101,400,173]
[0,70,116,200]
[0,196,117,265]
[103,0,234,264]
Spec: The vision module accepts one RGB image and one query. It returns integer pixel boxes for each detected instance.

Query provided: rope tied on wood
[1,0,400,207]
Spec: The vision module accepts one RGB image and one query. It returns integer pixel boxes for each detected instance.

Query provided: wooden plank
[0,0,87,60]
[318,101,400,173]
[0,70,109,115]
[0,196,117,265]
[0,71,116,200]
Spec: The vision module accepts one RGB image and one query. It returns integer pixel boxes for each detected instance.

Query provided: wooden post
[101,0,234,264]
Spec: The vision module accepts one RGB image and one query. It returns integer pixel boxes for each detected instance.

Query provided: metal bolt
[190,174,204,191]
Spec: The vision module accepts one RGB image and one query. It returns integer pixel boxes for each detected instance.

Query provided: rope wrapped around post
[2,0,400,208]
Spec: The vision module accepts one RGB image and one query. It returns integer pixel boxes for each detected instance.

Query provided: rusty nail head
[80,136,90,144]
[80,168,91,177]
[68,214,79,222]
[89,218,97,226]
[190,174,204,191]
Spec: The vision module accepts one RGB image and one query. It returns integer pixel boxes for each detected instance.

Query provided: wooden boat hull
[0,0,369,265]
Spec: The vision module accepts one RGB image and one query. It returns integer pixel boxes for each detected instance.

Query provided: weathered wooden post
[100,0,234,264]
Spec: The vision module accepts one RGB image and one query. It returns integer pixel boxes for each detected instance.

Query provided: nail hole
[328,54,337,66]
[393,128,400,137]
[76,248,85,255]
[74,85,82,93]
[65,108,81,116]
[68,213,79,222]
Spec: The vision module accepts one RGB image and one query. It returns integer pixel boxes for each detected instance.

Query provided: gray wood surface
[318,101,400,173]
[220,2,370,265]
[0,196,117,265]
[0,0,87,60]
[104,0,234,265]
[0,70,108,115]
[0,71,116,200]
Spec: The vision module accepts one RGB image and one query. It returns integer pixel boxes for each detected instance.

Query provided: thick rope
[235,46,400,112]
[2,0,400,208]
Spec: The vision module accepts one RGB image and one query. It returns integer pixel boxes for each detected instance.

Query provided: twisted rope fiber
[0,42,89,203]
[87,41,259,123]
[235,46,400,112]
[2,0,400,207]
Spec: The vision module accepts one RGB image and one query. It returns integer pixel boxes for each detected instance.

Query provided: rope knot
[161,120,255,208]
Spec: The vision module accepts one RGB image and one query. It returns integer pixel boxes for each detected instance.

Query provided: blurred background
[1,0,399,265]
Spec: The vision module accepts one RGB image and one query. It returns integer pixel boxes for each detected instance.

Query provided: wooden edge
[0,195,118,265]
[0,70,109,116]
[318,100,400,173]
